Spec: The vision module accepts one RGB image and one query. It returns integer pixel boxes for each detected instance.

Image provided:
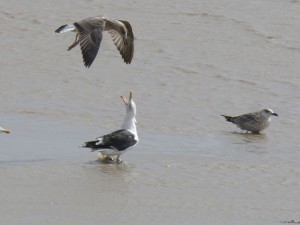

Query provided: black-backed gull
[82,92,138,163]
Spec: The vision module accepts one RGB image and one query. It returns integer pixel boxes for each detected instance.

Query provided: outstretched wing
[107,20,134,64]
[74,18,105,67]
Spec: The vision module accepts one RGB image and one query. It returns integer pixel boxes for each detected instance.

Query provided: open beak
[120,91,132,105]
[272,113,278,116]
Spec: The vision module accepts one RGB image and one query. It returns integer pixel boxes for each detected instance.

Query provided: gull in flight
[55,16,134,67]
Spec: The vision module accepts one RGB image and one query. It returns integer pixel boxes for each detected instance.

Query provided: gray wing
[107,20,134,64]
[236,113,260,125]
[74,18,105,67]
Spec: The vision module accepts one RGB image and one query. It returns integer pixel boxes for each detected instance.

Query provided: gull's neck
[122,114,137,136]
[260,111,272,121]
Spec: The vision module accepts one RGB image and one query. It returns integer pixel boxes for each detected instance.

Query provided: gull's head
[0,127,11,134]
[261,108,278,117]
[121,91,136,122]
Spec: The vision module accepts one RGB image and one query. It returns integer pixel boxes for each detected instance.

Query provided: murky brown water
[0,0,300,224]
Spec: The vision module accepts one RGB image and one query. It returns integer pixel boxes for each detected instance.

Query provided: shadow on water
[226,131,269,154]
[232,131,268,141]
[83,157,135,175]
[228,131,268,141]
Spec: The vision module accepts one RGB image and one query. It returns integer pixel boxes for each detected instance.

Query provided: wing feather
[74,18,105,67]
[107,20,134,64]
[94,130,136,151]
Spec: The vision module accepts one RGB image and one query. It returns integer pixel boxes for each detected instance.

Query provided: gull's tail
[55,24,75,33]
[82,138,104,152]
[221,115,236,123]
[82,140,98,149]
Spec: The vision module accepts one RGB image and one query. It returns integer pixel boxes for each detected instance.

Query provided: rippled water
[0,0,300,224]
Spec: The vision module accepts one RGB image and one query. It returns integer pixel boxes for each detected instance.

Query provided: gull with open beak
[82,92,138,163]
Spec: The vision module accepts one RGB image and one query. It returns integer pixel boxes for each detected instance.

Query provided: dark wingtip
[83,141,97,148]
[81,46,99,68]
[82,142,89,148]
[221,115,234,122]
[221,115,229,119]
[81,53,94,68]
[123,56,132,64]
[84,61,92,68]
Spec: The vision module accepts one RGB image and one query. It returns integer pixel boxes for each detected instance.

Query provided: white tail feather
[55,24,75,33]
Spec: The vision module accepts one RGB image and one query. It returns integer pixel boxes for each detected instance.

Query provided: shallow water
[0,0,300,224]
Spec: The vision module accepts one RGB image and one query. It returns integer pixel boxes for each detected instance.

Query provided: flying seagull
[0,127,10,134]
[55,16,134,68]
[221,108,278,133]
[82,92,138,163]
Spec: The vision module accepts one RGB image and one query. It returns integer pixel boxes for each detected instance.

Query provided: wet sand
[1,115,299,225]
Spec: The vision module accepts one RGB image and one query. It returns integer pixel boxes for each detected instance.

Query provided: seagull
[55,16,134,68]
[221,108,278,133]
[82,92,138,163]
[0,126,10,134]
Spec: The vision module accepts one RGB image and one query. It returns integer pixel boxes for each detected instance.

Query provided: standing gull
[55,16,134,68]
[82,92,138,163]
[0,126,10,134]
[221,108,278,133]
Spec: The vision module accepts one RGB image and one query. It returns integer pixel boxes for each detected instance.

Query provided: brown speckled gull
[55,16,134,68]
[221,108,278,133]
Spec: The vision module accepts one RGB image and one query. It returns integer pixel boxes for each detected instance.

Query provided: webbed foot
[103,156,114,163]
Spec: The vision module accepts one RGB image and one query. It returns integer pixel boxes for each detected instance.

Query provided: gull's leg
[116,155,124,164]
[68,34,79,51]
